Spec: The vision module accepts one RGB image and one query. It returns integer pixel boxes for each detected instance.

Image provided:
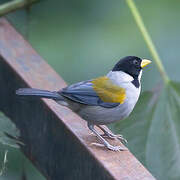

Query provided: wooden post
[0,18,155,180]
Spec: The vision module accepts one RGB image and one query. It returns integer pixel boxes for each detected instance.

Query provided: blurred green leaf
[0,112,20,148]
[110,81,180,180]
[0,150,8,176]
[0,112,45,179]
[0,146,45,180]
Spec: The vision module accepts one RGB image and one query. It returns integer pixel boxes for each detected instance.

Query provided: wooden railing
[0,18,155,180]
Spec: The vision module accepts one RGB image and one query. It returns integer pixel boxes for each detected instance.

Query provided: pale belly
[77,101,134,125]
[77,87,140,125]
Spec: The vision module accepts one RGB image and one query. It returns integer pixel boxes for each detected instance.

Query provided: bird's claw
[91,142,127,151]
[91,142,105,147]
[101,132,128,144]
[116,135,128,144]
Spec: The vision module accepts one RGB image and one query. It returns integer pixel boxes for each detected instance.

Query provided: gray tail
[16,88,62,100]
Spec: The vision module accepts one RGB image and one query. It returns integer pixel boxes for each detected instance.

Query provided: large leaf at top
[110,81,180,180]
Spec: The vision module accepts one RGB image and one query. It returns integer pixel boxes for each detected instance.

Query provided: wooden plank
[0,18,155,180]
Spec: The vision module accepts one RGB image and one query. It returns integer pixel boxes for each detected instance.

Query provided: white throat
[106,71,133,85]
[107,70,142,86]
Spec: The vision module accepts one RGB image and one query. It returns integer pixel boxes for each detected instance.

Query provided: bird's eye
[133,59,139,65]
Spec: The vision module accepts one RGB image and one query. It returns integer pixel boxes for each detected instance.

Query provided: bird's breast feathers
[91,76,126,104]
[91,71,140,104]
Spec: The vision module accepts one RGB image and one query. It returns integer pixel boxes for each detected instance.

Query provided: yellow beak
[141,59,151,68]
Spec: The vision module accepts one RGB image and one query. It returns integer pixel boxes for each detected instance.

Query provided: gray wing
[59,80,119,108]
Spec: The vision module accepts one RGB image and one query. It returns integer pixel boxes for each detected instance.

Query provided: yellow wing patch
[92,76,126,104]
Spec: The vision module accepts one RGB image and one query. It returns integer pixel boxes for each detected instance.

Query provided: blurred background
[0,0,180,179]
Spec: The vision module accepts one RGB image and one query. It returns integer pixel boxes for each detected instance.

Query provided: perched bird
[16,56,151,151]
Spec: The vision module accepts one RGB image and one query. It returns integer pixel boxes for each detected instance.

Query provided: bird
[16,56,151,151]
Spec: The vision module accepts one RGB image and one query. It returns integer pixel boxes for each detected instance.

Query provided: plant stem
[0,0,40,17]
[126,0,170,84]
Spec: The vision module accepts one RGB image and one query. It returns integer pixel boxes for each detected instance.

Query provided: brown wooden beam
[0,18,155,180]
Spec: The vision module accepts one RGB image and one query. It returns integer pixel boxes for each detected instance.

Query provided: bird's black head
[112,56,151,79]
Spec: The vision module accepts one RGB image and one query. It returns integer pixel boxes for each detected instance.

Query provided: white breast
[107,71,141,105]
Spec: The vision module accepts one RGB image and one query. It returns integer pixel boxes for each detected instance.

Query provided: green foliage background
[0,0,180,179]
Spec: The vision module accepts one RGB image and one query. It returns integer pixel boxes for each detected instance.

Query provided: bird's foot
[101,131,128,144]
[91,142,127,151]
